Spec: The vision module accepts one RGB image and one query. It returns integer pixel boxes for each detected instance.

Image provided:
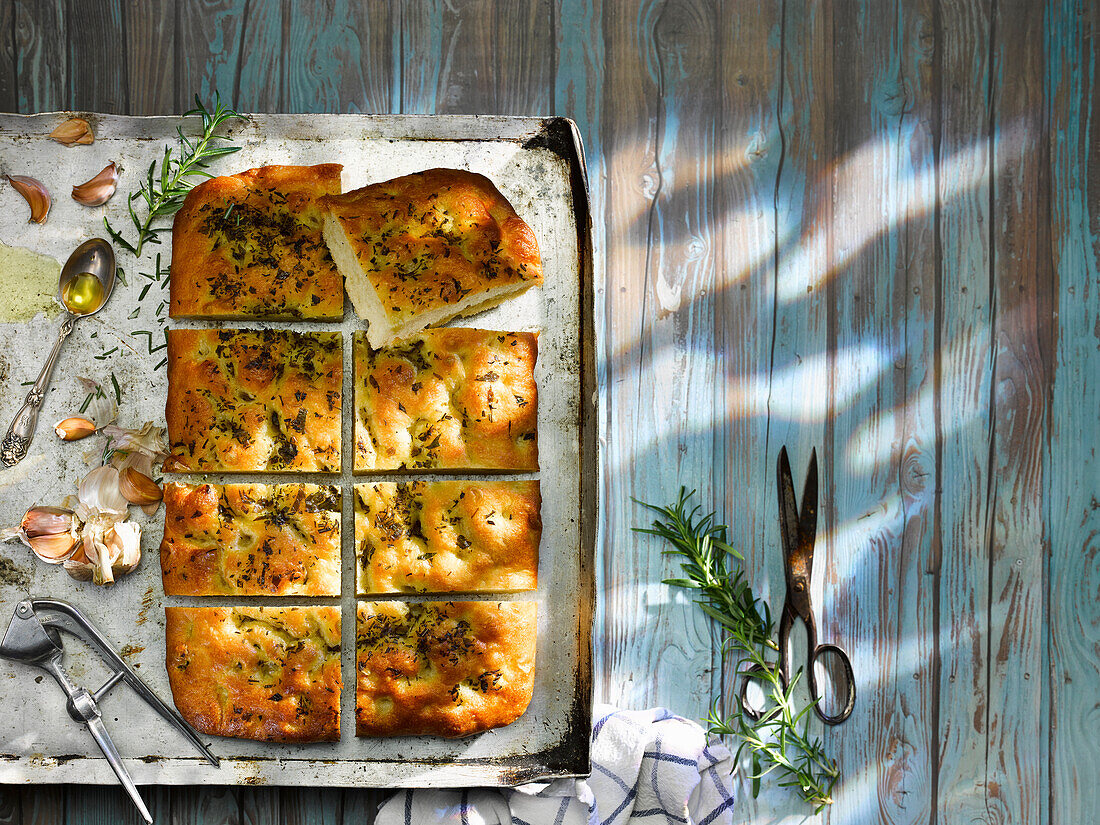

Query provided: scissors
[739,446,855,725]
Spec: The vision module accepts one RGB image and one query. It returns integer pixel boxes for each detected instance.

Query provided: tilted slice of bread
[320,168,542,348]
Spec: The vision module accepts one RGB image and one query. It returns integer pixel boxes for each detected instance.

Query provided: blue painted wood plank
[932,0,996,822]
[596,0,721,721]
[64,785,169,825]
[169,785,237,825]
[65,0,125,112]
[282,788,341,825]
[12,0,66,112]
[1046,0,1100,820]
[176,0,250,110]
[821,1,939,822]
[125,0,177,114]
[0,0,16,112]
[284,0,395,114]
[713,1,782,816]
[981,0,1051,821]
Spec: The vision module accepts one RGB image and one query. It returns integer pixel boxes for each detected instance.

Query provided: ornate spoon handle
[1,314,76,467]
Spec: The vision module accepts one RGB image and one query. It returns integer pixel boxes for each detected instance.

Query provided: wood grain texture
[984,0,1052,822]
[824,1,938,823]
[932,0,995,822]
[0,0,1095,822]
[284,0,394,114]
[64,0,125,112]
[125,0,177,114]
[1047,2,1100,821]
[12,0,65,112]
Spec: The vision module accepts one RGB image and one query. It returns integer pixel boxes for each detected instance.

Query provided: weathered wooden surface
[0,0,1096,822]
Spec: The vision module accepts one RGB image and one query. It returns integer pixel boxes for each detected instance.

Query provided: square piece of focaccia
[166,328,342,473]
[354,328,538,472]
[160,482,341,597]
[355,480,540,595]
[165,606,341,743]
[170,164,345,320]
[320,168,542,348]
[356,600,536,738]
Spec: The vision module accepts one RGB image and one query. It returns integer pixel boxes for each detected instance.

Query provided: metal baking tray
[0,113,595,787]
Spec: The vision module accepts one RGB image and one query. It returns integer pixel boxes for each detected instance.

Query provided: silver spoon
[1,238,116,467]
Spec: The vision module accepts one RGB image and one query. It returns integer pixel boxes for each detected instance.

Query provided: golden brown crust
[354,481,540,594]
[170,164,344,320]
[355,600,536,738]
[320,168,542,346]
[354,328,538,472]
[160,482,341,596]
[166,328,342,472]
[165,606,341,743]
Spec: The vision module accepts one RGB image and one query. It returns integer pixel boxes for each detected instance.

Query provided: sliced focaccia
[165,328,342,473]
[355,600,536,737]
[160,482,341,597]
[165,606,341,743]
[170,164,345,320]
[354,328,538,472]
[355,480,540,594]
[320,168,542,347]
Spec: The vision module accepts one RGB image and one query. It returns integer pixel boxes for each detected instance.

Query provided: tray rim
[0,111,597,789]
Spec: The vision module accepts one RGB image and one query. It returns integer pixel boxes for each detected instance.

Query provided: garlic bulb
[71,162,118,207]
[6,175,50,223]
[49,117,95,146]
[71,464,129,522]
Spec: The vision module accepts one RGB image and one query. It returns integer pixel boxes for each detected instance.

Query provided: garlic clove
[55,416,98,441]
[19,506,80,563]
[118,466,162,506]
[21,505,78,538]
[7,175,51,223]
[49,117,95,146]
[71,162,118,207]
[64,540,94,581]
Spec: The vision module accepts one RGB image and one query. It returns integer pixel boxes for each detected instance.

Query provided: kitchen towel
[374,705,736,825]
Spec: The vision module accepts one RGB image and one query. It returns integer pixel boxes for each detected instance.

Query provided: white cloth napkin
[375,705,736,825]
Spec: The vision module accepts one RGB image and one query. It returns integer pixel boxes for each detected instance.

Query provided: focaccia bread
[354,328,538,472]
[356,600,536,737]
[166,328,342,473]
[160,482,341,596]
[165,606,341,743]
[355,480,540,594]
[170,164,344,320]
[320,168,542,347]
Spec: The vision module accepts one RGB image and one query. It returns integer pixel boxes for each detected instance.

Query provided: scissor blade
[800,447,819,569]
[777,446,801,565]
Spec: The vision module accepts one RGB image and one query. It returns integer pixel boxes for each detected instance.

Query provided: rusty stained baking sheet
[0,114,595,787]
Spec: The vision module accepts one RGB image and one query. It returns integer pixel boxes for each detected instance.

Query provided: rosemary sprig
[105,94,243,257]
[634,489,839,812]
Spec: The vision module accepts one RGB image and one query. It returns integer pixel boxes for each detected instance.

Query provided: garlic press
[0,598,218,823]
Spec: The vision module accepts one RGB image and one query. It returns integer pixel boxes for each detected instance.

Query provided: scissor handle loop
[807,642,855,725]
[737,660,782,723]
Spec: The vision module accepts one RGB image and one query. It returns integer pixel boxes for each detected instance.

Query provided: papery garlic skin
[6,175,51,223]
[50,117,95,146]
[72,465,129,522]
[71,162,118,207]
[69,520,141,585]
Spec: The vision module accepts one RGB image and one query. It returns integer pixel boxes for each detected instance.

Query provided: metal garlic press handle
[0,599,219,824]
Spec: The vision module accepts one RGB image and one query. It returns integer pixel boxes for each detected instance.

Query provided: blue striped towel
[375,705,736,825]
